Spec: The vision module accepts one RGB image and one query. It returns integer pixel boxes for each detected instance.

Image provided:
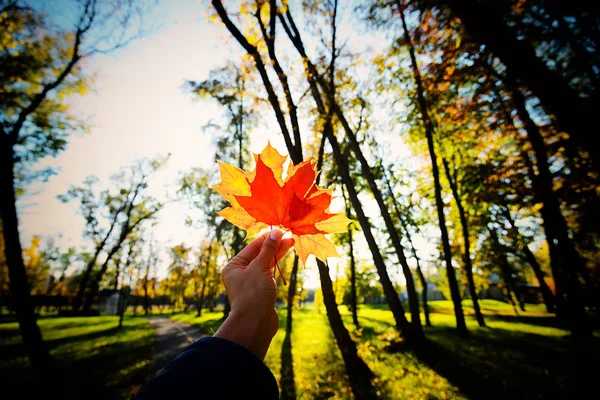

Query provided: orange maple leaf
[213,143,351,265]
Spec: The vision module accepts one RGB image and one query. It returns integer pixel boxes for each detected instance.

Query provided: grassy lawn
[173,300,599,400]
[0,316,155,399]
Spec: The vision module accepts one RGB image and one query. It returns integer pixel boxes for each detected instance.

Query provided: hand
[214,229,293,360]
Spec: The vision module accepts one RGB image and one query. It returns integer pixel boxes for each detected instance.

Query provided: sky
[19,0,434,289]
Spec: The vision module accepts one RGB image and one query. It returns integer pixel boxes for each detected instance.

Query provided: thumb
[252,229,283,269]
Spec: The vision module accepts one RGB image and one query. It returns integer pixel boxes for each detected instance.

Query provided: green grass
[173,300,599,400]
[0,316,155,399]
[170,310,224,334]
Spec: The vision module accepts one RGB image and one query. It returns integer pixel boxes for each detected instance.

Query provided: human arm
[133,230,292,399]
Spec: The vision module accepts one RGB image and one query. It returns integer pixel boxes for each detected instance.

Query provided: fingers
[275,238,294,262]
[232,232,268,266]
[251,229,283,269]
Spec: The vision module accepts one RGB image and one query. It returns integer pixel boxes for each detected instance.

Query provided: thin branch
[9,0,97,144]
[255,0,303,158]
[211,0,301,164]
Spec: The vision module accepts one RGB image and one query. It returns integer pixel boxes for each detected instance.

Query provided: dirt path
[146,317,205,380]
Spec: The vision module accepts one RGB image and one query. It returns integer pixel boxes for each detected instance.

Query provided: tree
[277,1,422,340]
[167,244,193,312]
[381,165,432,327]
[60,157,166,313]
[437,0,600,172]
[210,2,380,396]
[396,1,467,336]
[0,0,146,373]
[499,205,556,313]
[340,187,359,328]
[188,61,259,318]
[60,176,126,313]
[22,237,49,296]
[195,241,215,317]
[141,238,159,315]
[441,156,486,326]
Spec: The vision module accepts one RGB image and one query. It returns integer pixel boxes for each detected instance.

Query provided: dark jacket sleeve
[133,337,279,400]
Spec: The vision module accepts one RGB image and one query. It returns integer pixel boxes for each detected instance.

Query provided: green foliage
[0,4,89,191]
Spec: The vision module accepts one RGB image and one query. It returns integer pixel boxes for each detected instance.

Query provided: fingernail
[270,229,282,241]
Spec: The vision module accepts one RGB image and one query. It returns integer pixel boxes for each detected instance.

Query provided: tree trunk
[210,4,378,395]
[0,141,52,373]
[132,293,138,315]
[415,264,431,327]
[285,255,299,334]
[441,0,600,173]
[341,186,360,328]
[82,257,113,313]
[72,252,99,312]
[317,260,378,399]
[143,283,150,316]
[442,157,486,327]
[425,126,468,337]
[325,123,413,338]
[321,77,423,334]
[72,210,123,313]
[500,205,556,313]
[280,254,299,400]
[511,85,592,336]
[320,61,422,335]
[397,3,467,336]
[143,261,151,315]
[382,169,432,327]
[347,223,360,328]
[197,261,210,318]
[118,289,127,329]
[278,8,422,339]
[490,227,522,315]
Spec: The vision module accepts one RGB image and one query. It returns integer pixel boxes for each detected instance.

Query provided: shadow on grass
[485,314,568,329]
[387,325,600,400]
[0,319,154,400]
[0,325,124,360]
[279,332,296,400]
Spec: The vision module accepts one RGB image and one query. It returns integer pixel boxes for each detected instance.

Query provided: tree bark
[143,261,151,315]
[197,245,213,318]
[0,141,53,373]
[118,289,127,329]
[442,157,486,327]
[347,221,360,329]
[341,186,360,328]
[285,255,299,334]
[397,2,467,336]
[440,0,600,173]
[511,85,592,336]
